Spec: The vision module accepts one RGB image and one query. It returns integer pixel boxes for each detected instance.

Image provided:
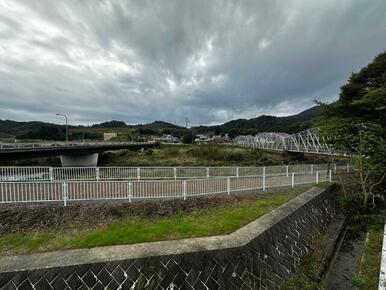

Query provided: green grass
[98,144,332,167]
[0,186,311,256]
[283,233,326,290]
[352,229,383,290]
[72,196,288,247]
[0,232,56,252]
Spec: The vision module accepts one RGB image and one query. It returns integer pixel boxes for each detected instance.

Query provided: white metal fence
[379,222,386,290]
[0,163,349,182]
[0,170,333,205]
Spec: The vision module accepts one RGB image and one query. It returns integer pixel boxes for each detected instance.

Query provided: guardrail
[0,163,349,182]
[0,170,332,205]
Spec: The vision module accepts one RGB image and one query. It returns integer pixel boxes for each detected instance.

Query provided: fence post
[62,182,68,206]
[263,166,266,179]
[137,167,140,180]
[316,171,319,184]
[49,167,53,182]
[263,173,266,191]
[347,163,350,173]
[311,164,314,174]
[206,167,210,179]
[183,180,187,200]
[286,165,289,177]
[174,167,177,180]
[96,167,100,181]
[227,177,230,195]
[128,181,132,202]
[334,163,337,174]
[329,170,332,182]
[291,173,295,188]
[236,167,239,178]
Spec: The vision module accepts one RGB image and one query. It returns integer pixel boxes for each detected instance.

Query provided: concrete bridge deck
[0,142,158,166]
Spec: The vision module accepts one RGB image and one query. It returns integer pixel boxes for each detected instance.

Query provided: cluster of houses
[154,134,181,143]
[101,131,233,144]
[194,133,231,144]
[153,133,231,144]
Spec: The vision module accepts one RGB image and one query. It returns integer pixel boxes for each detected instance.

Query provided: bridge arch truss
[234,128,333,155]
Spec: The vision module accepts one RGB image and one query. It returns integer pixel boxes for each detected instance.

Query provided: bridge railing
[0,141,156,150]
[233,135,350,156]
[0,163,349,182]
[0,170,333,205]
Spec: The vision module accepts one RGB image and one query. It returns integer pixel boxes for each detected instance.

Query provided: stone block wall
[0,186,335,290]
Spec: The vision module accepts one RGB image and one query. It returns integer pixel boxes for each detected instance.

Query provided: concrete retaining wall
[0,186,335,290]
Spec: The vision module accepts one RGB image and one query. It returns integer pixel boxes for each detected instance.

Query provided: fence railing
[0,170,332,205]
[0,141,155,150]
[0,163,349,182]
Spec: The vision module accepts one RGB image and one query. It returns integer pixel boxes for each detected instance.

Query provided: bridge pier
[60,153,99,167]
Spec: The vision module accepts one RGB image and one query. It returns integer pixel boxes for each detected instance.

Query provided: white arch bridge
[233,128,342,156]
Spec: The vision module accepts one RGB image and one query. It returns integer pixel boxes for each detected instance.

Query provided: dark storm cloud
[0,0,386,125]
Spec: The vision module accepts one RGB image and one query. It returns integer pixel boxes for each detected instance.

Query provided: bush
[163,147,179,157]
[225,151,244,162]
[188,145,224,160]
[182,131,194,144]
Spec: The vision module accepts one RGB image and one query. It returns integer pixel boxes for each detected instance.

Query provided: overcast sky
[0,0,386,126]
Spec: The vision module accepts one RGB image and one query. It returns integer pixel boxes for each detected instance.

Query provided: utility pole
[56,113,68,144]
[185,116,189,128]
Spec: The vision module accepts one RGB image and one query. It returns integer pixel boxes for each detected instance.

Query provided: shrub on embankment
[98,144,335,167]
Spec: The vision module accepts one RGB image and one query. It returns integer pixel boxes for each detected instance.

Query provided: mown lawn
[0,186,315,256]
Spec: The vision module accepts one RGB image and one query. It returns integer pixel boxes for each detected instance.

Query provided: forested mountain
[91,120,127,128]
[192,106,321,137]
[134,121,182,131]
[0,119,186,140]
[0,106,320,140]
[0,120,67,140]
[219,106,319,132]
[130,121,185,137]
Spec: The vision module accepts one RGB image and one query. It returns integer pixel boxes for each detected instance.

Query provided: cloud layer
[1,0,386,125]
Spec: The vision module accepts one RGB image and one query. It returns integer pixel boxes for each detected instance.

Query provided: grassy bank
[352,214,385,289]
[0,186,315,256]
[99,144,332,167]
[352,230,383,289]
[0,143,339,166]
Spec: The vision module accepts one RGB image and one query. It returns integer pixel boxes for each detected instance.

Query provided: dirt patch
[0,186,307,234]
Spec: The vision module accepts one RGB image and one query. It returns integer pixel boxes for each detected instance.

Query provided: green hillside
[192,106,321,137]
[216,106,319,133]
